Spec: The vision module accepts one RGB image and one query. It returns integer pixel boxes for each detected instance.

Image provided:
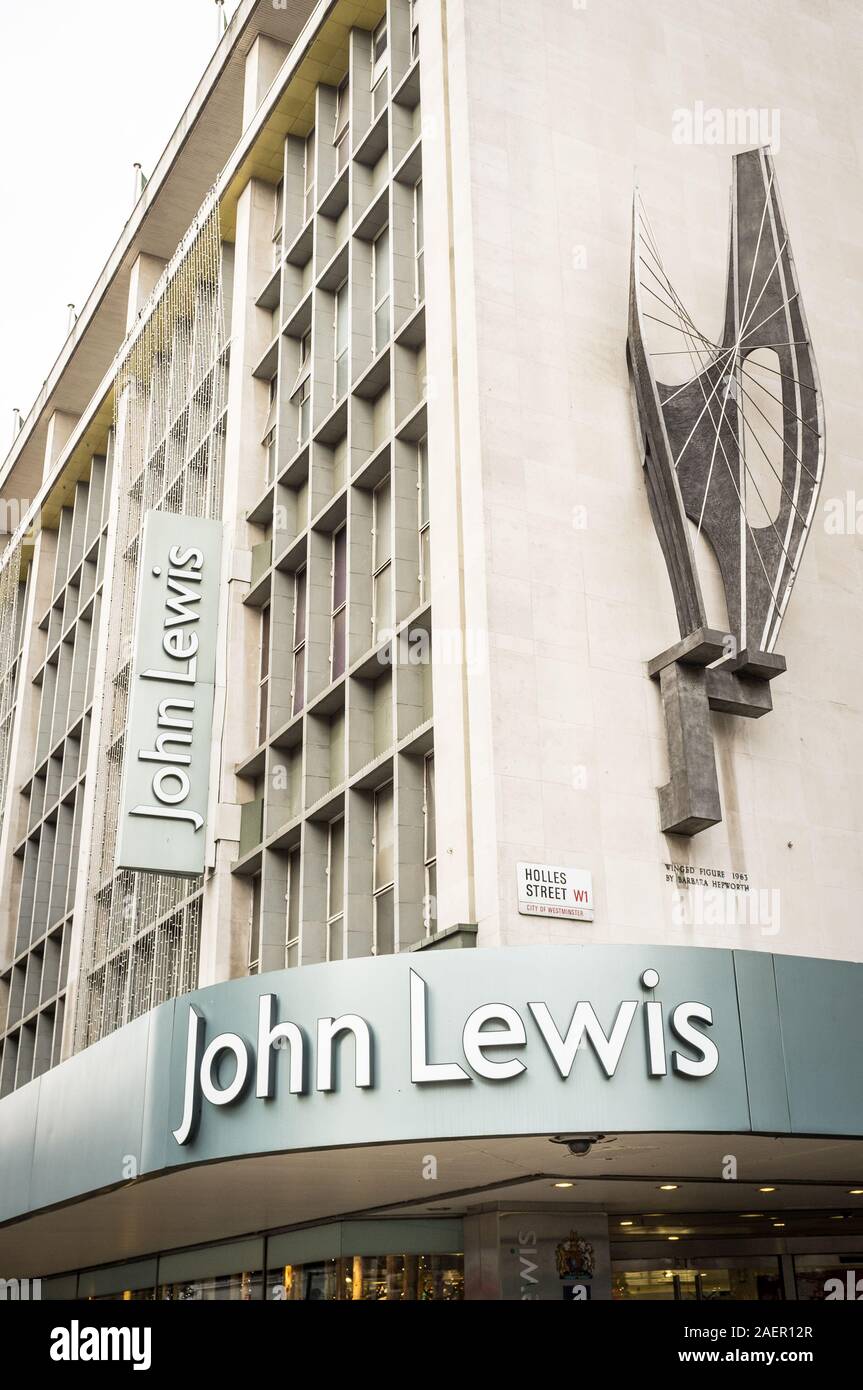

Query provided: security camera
[550,1133,604,1157]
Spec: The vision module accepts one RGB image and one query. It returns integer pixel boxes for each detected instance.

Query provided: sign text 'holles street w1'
[172,967,719,1144]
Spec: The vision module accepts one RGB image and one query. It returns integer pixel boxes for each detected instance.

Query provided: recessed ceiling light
[758,1186,777,1193]
[849,1189,863,1196]
[553,1181,574,1189]
[830,1214,845,1221]
[658,1184,679,1191]
[740,1213,763,1218]
[773,1222,785,1228]
[668,1235,680,1241]
[620,1220,634,1227]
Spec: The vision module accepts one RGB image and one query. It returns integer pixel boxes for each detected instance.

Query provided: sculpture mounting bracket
[648,629,786,837]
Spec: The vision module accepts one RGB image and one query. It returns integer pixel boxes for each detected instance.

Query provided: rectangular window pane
[334,76,350,137]
[294,569,307,646]
[292,645,305,715]
[374,887,394,956]
[425,861,437,935]
[420,529,430,602]
[373,479,391,567]
[374,784,394,889]
[328,916,344,962]
[260,606,271,681]
[332,527,347,609]
[304,130,316,218]
[249,877,262,973]
[336,127,349,172]
[258,681,268,742]
[374,298,390,348]
[296,381,310,445]
[336,351,349,399]
[286,848,300,950]
[373,227,390,347]
[334,285,349,398]
[418,437,429,527]
[336,286,349,352]
[374,226,389,279]
[331,606,346,680]
[373,563,392,638]
[373,20,387,65]
[328,818,345,918]
[424,754,436,859]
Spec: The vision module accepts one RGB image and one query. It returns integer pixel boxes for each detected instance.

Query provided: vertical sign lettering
[116,510,223,876]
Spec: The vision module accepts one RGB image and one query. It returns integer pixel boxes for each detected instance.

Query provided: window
[249,875,262,975]
[418,435,430,603]
[333,280,349,401]
[303,129,316,221]
[410,0,420,61]
[285,846,300,967]
[331,525,347,681]
[292,330,312,447]
[326,817,345,962]
[333,74,350,172]
[370,18,388,116]
[292,379,310,447]
[258,604,270,742]
[372,476,392,642]
[423,753,437,936]
[262,375,278,483]
[413,178,424,304]
[292,566,306,716]
[372,225,390,353]
[273,178,284,268]
[373,783,394,955]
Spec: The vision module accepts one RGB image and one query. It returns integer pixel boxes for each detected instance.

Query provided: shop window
[268,1252,464,1300]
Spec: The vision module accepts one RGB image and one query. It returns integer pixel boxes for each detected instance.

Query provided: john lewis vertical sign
[116,510,222,877]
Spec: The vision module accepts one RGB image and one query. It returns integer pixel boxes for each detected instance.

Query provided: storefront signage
[116,510,223,877]
[172,966,719,1144]
[517,862,594,921]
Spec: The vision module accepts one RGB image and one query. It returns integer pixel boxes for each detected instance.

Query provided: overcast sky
[0,0,242,458]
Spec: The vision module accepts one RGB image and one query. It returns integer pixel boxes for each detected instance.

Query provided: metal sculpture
[627,147,824,834]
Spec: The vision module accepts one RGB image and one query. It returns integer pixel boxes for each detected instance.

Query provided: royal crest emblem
[555,1231,596,1281]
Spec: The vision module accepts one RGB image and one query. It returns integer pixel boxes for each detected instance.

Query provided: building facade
[0,0,862,1301]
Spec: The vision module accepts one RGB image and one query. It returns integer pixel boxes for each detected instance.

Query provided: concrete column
[198,178,279,989]
[42,411,79,481]
[243,35,291,130]
[125,253,167,332]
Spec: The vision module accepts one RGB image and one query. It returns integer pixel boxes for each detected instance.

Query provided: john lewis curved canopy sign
[172,964,720,1144]
[2,946,863,1229]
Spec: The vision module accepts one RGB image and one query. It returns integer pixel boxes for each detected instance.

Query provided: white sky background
[0,0,243,457]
